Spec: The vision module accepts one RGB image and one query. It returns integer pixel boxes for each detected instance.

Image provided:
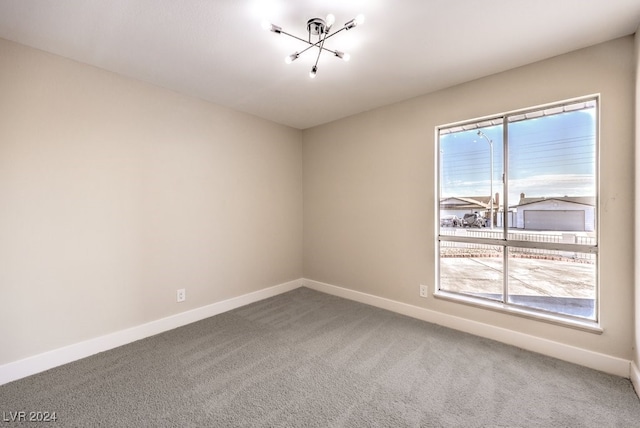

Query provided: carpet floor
[2,287,639,427]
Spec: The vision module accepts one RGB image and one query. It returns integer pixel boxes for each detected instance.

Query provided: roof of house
[514,196,595,208]
[440,196,492,210]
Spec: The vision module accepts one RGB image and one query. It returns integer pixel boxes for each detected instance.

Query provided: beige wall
[0,39,303,365]
[303,37,636,359]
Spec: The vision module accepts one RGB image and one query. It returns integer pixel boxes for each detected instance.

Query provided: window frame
[435,95,600,332]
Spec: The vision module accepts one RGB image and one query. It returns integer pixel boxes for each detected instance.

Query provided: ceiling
[0,1,639,130]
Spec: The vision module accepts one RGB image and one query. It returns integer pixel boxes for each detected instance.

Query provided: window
[437,97,598,327]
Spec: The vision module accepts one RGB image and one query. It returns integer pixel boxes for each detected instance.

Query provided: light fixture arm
[311,31,328,78]
[294,34,339,57]
[279,30,313,46]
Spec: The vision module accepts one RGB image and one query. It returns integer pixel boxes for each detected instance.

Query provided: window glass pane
[439,242,503,301]
[506,247,596,320]
[439,125,503,236]
[508,104,596,236]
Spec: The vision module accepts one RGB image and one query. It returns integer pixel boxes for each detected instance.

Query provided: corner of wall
[632,360,640,397]
[634,25,640,387]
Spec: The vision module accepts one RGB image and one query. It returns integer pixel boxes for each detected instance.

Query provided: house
[439,196,494,218]
[440,194,514,228]
[514,194,595,231]
[1,2,639,402]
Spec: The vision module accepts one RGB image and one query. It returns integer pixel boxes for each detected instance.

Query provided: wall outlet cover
[419,285,428,298]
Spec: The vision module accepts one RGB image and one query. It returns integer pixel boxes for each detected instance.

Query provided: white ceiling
[1,1,639,129]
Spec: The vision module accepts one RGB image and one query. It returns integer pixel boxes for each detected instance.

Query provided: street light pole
[477,130,493,229]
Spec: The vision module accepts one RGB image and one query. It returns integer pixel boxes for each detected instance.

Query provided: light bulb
[262,21,281,33]
[285,52,299,64]
[326,14,335,28]
[335,51,351,62]
[345,14,365,30]
[309,66,317,78]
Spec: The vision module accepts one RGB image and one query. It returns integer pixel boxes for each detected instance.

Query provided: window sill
[434,291,603,334]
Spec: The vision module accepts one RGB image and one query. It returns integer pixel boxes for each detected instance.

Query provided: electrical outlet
[177,288,186,302]
[419,284,428,298]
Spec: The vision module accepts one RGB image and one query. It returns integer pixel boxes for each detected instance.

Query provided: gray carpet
[1,287,639,427]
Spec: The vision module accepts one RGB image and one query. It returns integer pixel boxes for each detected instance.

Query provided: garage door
[523,210,584,231]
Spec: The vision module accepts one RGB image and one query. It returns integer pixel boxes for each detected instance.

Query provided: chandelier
[262,13,365,78]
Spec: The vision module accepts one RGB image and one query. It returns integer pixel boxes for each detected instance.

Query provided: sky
[439,105,596,207]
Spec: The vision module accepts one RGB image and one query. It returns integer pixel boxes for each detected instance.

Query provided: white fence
[439,228,596,262]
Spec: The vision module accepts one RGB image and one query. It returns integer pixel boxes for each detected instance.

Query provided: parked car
[440,215,462,227]
[462,212,485,228]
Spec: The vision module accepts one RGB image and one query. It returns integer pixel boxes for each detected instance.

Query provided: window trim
[434,95,600,331]
[434,290,603,334]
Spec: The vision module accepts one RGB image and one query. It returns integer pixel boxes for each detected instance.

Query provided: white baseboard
[0,279,303,386]
[303,278,631,378]
[631,361,640,395]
